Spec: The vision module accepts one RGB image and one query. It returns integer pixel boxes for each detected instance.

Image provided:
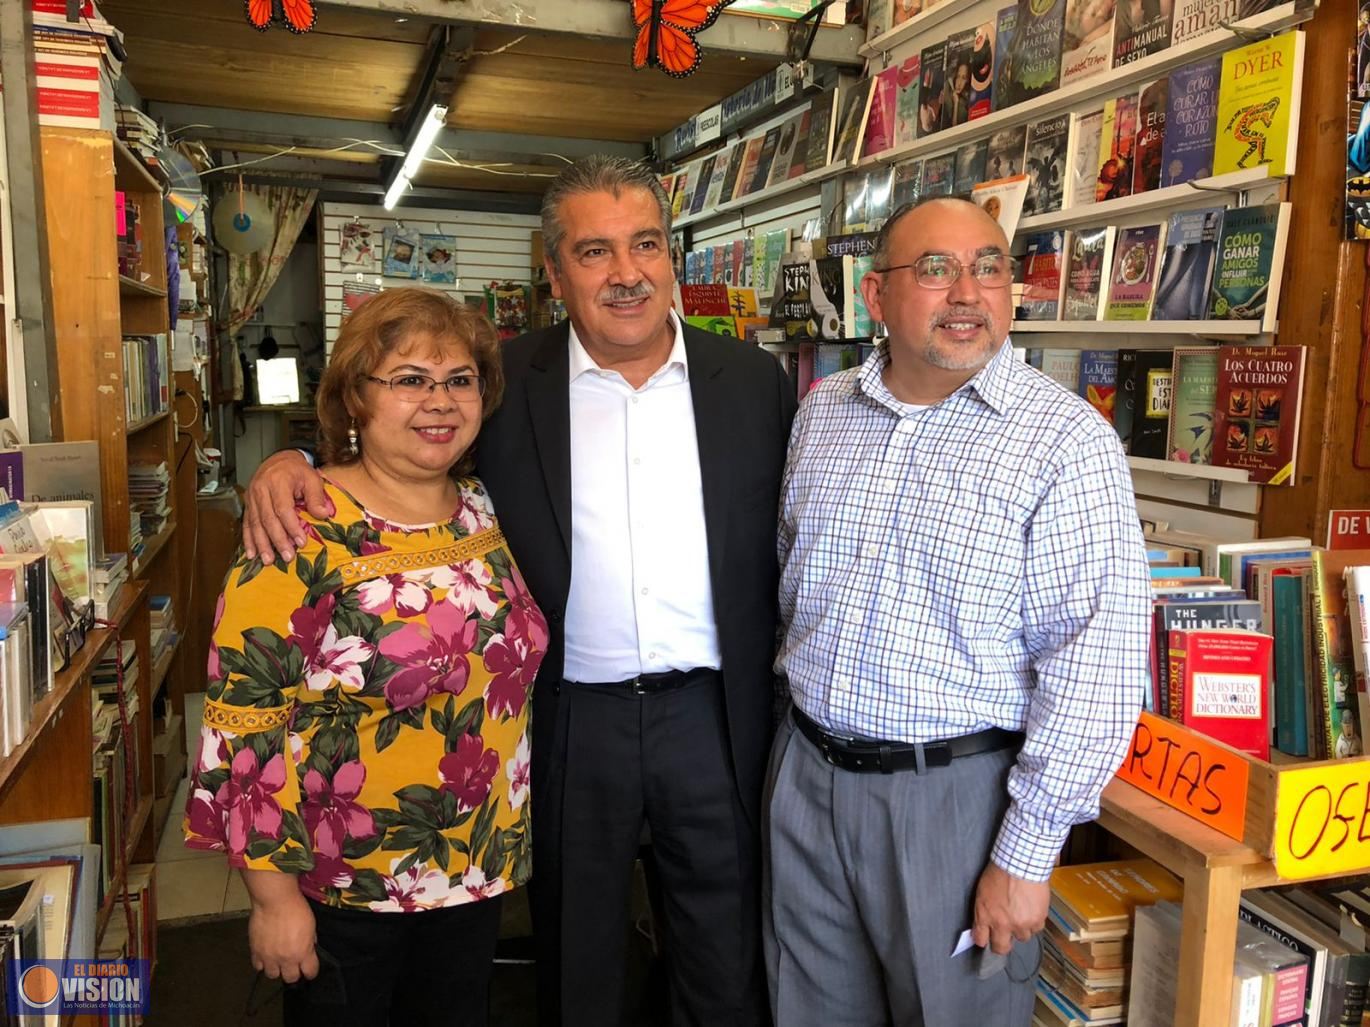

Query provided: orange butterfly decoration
[631,0,735,78]
[245,0,317,33]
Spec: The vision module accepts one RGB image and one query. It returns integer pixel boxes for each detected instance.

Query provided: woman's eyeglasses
[361,373,486,403]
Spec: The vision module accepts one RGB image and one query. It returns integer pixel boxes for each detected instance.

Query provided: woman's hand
[241,870,319,984]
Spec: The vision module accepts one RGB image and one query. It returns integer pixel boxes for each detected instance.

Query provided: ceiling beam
[314,0,864,65]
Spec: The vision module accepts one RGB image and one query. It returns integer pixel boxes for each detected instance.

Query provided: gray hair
[540,155,673,271]
[871,192,980,270]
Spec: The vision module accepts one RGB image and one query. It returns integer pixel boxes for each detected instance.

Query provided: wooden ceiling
[98,0,777,153]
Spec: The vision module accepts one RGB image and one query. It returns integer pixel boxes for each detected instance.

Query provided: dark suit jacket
[475,320,798,827]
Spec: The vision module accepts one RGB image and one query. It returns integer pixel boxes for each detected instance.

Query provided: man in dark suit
[241,156,796,1026]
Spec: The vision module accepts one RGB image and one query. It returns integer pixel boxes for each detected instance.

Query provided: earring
[347,419,359,456]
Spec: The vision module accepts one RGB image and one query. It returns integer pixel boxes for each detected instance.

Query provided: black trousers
[529,673,767,1027]
[282,894,504,1027]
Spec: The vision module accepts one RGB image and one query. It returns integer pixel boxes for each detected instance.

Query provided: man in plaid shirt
[765,197,1152,1026]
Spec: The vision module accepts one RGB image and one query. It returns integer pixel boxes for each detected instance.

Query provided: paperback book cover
[1114,0,1175,64]
[1078,349,1120,422]
[1104,224,1166,320]
[992,2,1018,111]
[1020,230,1067,319]
[1065,109,1104,209]
[748,127,782,194]
[892,159,924,208]
[1038,348,1083,391]
[688,156,716,216]
[894,55,922,147]
[1169,628,1273,759]
[1060,0,1116,87]
[971,175,1029,237]
[1096,92,1138,202]
[804,88,839,172]
[943,29,977,128]
[680,284,731,316]
[953,139,989,193]
[670,171,690,218]
[1213,30,1305,179]
[1211,345,1307,485]
[863,67,900,158]
[998,0,1066,108]
[1167,346,1221,464]
[732,137,764,200]
[968,20,997,119]
[1207,201,1292,331]
[832,78,877,165]
[1115,349,1139,450]
[769,257,857,341]
[921,152,956,196]
[768,118,804,189]
[1063,226,1115,320]
[1171,0,1239,46]
[865,167,895,228]
[891,0,922,26]
[1152,206,1224,320]
[787,112,811,180]
[986,124,1028,179]
[684,315,739,337]
[704,149,732,209]
[1128,349,1176,459]
[918,41,949,137]
[1023,113,1070,214]
[720,142,748,202]
[1160,58,1221,186]
[1133,77,1169,193]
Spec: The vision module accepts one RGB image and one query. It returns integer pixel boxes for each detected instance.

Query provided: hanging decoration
[630,0,735,78]
[244,0,317,33]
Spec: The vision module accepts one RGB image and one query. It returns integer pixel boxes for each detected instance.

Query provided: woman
[184,287,546,1026]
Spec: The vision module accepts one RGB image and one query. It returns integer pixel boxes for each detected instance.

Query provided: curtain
[223,185,318,338]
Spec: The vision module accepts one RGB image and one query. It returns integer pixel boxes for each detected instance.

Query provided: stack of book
[114,104,159,165]
[148,594,174,671]
[122,335,170,423]
[115,192,144,280]
[91,552,127,621]
[128,462,170,549]
[1035,858,1183,1026]
[0,603,33,759]
[31,0,123,132]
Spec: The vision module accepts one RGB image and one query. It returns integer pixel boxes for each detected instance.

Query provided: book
[1114,350,1140,451]
[1023,113,1070,214]
[1065,108,1104,209]
[891,0,922,26]
[680,284,730,316]
[1060,0,1116,87]
[832,77,878,165]
[992,2,1019,111]
[894,55,922,147]
[1096,92,1138,202]
[733,136,764,201]
[1020,231,1068,319]
[19,441,103,560]
[971,174,1030,237]
[1171,0,1240,46]
[1128,349,1175,459]
[863,66,900,158]
[1169,628,1272,758]
[968,20,997,119]
[748,127,782,195]
[1160,58,1221,186]
[1210,344,1307,485]
[1104,223,1166,320]
[1166,346,1220,464]
[1213,30,1305,179]
[1309,550,1370,760]
[1050,859,1183,940]
[1114,0,1175,65]
[1078,349,1120,422]
[704,147,733,208]
[918,41,949,137]
[1241,890,1361,1027]
[769,257,857,341]
[943,29,978,128]
[805,88,839,172]
[1037,349,1083,391]
[689,155,716,215]
[921,152,956,196]
[1152,207,1224,321]
[1272,572,1312,756]
[999,0,1067,108]
[892,159,924,209]
[1062,226,1116,320]
[1133,77,1169,193]
[986,124,1028,180]
[1207,201,1292,331]
[953,138,989,193]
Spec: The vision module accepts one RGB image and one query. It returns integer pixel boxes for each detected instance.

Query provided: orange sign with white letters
[1115,712,1250,841]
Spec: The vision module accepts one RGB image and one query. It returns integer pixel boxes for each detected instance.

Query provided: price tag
[1275,760,1370,879]
[1115,712,1250,841]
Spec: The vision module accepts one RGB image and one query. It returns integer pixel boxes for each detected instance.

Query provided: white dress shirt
[562,314,722,682]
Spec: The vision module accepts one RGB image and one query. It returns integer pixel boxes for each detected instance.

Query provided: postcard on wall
[383,226,422,278]
[421,234,458,284]
[339,221,381,271]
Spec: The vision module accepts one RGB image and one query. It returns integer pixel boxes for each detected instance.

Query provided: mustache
[930,306,992,327]
[600,281,655,303]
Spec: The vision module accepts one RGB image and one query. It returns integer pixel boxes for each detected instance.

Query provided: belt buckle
[631,677,647,695]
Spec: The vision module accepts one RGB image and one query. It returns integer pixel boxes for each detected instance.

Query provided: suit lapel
[527,324,573,558]
[684,329,730,598]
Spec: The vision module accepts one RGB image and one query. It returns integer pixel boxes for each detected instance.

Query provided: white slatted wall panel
[320,201,540,355]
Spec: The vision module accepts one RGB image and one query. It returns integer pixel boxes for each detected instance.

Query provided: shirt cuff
[990,803,1070,883]
[297,448,316,468]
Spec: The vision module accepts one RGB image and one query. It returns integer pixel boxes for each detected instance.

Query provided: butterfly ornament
[244,0,317,33]
[631,0,735,78]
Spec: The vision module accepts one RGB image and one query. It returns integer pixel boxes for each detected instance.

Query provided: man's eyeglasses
[876,253,1018,290]
[362,373,486,403]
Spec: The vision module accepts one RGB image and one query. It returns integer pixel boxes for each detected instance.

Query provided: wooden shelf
[1011,319,1267,336]
[1017,168,1281,234]
[151,637,179,694]
[1128,456,1253,484]
[674,160,849,230]
[126,409,171,435]
[853,2,1314,173]
[112,136,161,195]
[94,792,154,947]
[118,275,166,298]
[133,521,176,576]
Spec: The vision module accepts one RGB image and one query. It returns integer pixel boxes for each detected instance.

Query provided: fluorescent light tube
[382,103,449,211]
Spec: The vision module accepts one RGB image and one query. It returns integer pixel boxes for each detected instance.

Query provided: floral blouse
[184,479,547,912]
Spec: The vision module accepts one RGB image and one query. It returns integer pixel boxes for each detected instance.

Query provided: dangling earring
[347,418,359,456]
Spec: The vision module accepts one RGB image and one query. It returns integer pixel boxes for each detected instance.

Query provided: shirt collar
[854,337,1020,416]
[567,311,688,385]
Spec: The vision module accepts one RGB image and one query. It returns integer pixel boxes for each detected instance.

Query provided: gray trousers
[763,711,1040,1027]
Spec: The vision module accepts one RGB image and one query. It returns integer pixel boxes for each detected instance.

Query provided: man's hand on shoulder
[972,861,1049,956]
[242,450,332,564]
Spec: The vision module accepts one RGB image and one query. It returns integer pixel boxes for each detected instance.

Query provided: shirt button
[648,651,657,660]
[631,397,640,405]
[881,480,896,493]
[864,543,879,558]
[641,587,649,595]
[633,457,641,465]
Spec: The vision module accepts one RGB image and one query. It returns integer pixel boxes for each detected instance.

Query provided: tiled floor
[156,692,247,922]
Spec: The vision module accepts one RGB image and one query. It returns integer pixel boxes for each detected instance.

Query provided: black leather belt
[569,667,720,695]
[792,708,1023,774]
